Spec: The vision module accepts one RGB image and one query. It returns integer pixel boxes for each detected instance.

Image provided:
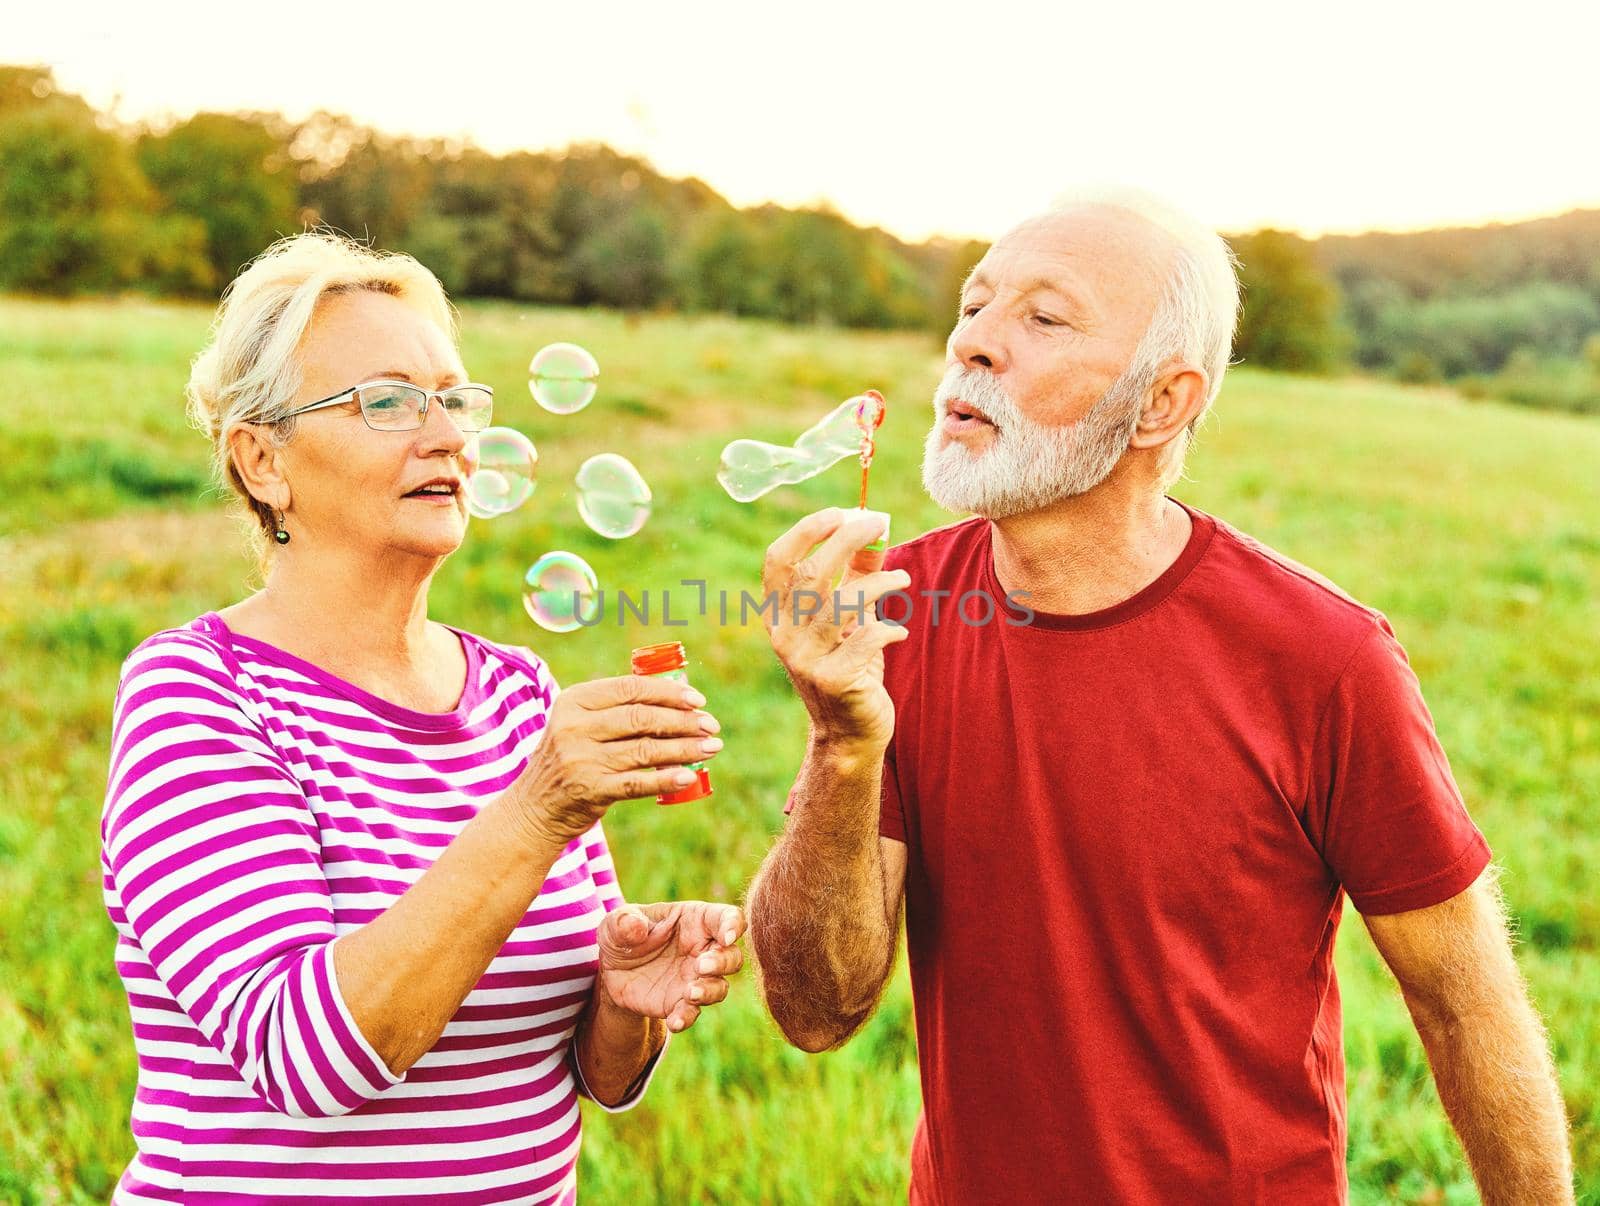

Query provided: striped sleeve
[582,821,625,915]
[569,819,668,1112]
[103,631,405,1119]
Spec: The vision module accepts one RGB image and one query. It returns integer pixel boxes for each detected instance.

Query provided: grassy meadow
[0,294,1596,1203]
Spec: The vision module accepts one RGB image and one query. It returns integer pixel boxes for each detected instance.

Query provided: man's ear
[1129,366,1208,454]
[227,424,292,513]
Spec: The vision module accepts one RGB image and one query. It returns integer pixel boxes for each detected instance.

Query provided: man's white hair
[1050,187,1241,487]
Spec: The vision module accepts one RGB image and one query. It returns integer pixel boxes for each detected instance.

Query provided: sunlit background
[3,5,1599,1202]
[13,0,1600,241]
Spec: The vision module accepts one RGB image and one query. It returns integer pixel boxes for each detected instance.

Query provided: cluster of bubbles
[716,393,883,502]
[456,342,661,632]
[467,341,884,635]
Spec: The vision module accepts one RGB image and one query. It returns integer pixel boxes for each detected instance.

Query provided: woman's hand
[596,902,746,1032]
[515,676,722,849]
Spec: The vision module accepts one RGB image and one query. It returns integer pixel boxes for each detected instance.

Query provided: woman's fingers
[695,946,743,977]
[687,977,730,1006]
[600,735,723,774]
[602,767,701,802]
[587,702,720,742]
[566,673,705,713]
[714,904,745,947]
[610,905,652,948]
[666,1001,701,1033]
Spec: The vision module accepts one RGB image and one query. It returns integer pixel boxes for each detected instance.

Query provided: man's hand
[597,902,745,1033]
[747,511,909,1053]
[761,508,911,750]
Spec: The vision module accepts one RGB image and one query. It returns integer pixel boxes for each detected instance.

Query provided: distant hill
[1315,209,1600,301]
[1315,212,1600,388]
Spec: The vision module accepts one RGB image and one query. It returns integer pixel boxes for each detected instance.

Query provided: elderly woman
[101,233,740,1204]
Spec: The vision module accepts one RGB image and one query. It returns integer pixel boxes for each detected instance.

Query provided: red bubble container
[630,641,714,805]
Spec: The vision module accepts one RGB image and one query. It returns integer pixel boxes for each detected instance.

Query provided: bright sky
[12,0,1600,243]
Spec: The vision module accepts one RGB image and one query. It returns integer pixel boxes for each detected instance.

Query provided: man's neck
[988,480,1192,617]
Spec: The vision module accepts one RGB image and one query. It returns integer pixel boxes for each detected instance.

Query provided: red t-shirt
[878,500,1489,1204]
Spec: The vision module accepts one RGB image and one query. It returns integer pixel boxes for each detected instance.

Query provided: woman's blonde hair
[186,231,458,548]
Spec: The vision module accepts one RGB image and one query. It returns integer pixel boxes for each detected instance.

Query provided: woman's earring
[274,512,290,545]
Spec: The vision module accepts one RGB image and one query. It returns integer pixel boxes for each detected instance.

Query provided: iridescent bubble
[792,397,867,460]
[466,427,538,519]
[522,551,601,633]
[575,453,653,539]
[529,342,600,415]
[717,394,880,502]
[716,440,808,503]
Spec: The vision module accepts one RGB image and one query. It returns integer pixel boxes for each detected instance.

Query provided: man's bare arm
[1363,866,1573,1204]
[747,735,908,1051]
[745,508,913,1053]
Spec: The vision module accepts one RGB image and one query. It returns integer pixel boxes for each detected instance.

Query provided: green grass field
[0,295,1595,1203]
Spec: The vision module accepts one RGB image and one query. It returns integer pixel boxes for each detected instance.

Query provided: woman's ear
[228,424,292,513]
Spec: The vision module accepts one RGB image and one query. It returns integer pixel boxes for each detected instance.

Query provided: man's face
[922,208,1174,518]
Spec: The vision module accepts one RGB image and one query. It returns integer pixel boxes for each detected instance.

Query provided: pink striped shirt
[102,612,657,1204]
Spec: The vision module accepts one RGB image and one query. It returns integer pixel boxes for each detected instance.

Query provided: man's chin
[923,459,1000,518]
[923,451,1084,521]
[923,427,1024,516]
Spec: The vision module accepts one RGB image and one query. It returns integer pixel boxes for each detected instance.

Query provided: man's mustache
[932,368,1017,432]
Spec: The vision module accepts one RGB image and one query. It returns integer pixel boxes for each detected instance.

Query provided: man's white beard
[921,364,1146,519]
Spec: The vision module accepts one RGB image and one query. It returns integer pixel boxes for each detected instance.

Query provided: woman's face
[278,289,475,562]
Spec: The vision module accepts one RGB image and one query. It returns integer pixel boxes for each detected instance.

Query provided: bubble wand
[853,389,885,510]
[845,389,890,564]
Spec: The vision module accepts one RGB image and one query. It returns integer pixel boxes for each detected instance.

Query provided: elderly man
[745,194,1572,1203]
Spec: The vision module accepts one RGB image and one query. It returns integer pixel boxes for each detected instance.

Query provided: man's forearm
[747,733,897,1052]
[1410,989,1573,1203]
[575,988,667,1107]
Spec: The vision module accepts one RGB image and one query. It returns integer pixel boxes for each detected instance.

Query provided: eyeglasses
[281,379,495,433]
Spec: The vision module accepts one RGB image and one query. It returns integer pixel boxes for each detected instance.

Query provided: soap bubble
[716,440,810,504]
[466,427,538,518]
[575,453,653,539]
[792,397,866,460]
[717,394,880,503]
[522,551,601,633]
[529,342,599,414]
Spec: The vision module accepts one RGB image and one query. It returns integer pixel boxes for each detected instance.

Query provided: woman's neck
[228,543,445,677]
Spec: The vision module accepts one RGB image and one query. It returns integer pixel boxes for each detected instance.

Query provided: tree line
[3,65,1597,413]
[0,66,979,334]
[1232,216,1600,413]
